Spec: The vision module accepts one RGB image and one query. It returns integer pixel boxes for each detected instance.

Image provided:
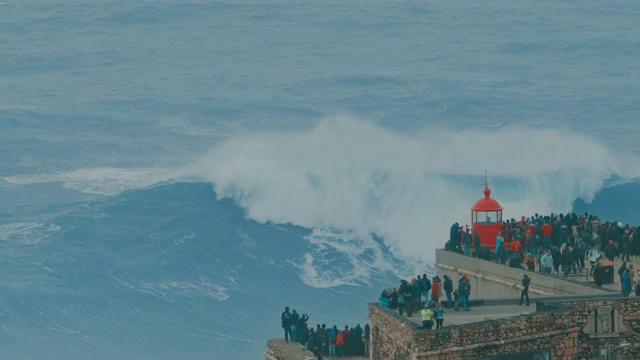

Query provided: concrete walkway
[405,303,535,328]
[556,255,636,292]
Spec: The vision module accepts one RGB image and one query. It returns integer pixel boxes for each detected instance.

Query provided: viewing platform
[265,250,637,359]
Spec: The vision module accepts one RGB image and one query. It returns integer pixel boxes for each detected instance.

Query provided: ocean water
[2,1,640,359]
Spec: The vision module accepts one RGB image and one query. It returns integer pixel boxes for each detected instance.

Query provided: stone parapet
[369,297,640,360]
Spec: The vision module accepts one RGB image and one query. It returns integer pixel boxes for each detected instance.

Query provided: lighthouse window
[474,211,500,224]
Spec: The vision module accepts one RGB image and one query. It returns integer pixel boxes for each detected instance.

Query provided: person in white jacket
[587,246,600,276]
[540,250,554,274]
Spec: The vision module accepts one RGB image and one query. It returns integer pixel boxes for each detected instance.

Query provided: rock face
[265,337,371,360]
[265,339,314,360]
[369,299,640,360]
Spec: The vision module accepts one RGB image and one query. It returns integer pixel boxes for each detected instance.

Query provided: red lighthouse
[471,182,503,249]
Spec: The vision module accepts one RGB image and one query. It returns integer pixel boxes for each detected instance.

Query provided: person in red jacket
[542,222,553,249]
[511,238,521,254]
[430,276,440,302]
[335,331,344,357]
[340,326,351,356]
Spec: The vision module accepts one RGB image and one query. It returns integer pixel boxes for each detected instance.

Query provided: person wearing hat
[519,274,531,306]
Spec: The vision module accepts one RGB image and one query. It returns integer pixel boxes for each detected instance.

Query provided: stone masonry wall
[370,298,640,360]
[369,303,418,360]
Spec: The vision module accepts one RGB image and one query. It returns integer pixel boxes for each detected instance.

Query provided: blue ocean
[2,1,640,359]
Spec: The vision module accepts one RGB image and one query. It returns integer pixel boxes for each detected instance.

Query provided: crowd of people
[282,212,640,349]
[370,212,640,336]
[377,271,473,330]
[280,306,370,359]
[446,212,640,296]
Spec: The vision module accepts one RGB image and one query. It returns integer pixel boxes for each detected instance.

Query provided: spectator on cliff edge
[593,259,604,287]
[621,268,632,297]
[618,261,628,293]
[463,228,472,256]
[495,232,504,264]
[327,326,337,357]
[431,276,440,302]
[352,324,363,356]
[434,301,445,329]
[443,274,454,308]
[605,240,619,262]
[450,222,461,252]
[290,309,299,342]
[473,229,481,257]
[397,280,408,316]
[588,246,600,276]
[364,324,371,356]
[519,274,531,306]
[340,326,351,357]
[281,306,292,343]
[335,329,344,357]
[454,274,470,311]
[541,250,553,274]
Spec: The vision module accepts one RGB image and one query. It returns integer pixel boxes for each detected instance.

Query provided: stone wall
[370,298,640,360]
[369,303,417,360]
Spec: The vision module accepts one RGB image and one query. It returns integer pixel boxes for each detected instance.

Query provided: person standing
[341,326,351,357]
[364,324,370,356]
[454,275,469,311]
[593,259,604,287]
[463,229,472,256]
[433,301,445,329]
[352,324,363,356]
[473,230,481,257]
[443,275,453,308]
[495,232,504,264]
[519,274,531,306]
[621,268,632,297]
[290,309,299,342]
[281,306,292,343]
[397,280,407,316]
[587,246,600,276]
[327,326,337,357]
[431,276,440,303]
[542,221,552,249]
[335,330,344,357]
[618,261,628,293]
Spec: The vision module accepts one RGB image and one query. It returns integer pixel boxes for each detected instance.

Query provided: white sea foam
[292,227,427,288]
[3,167,183,195]
[191,115,640,261]
[0,222,61,245]
[140,277,233,302]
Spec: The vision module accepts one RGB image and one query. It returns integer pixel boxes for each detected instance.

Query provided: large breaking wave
[6,116,640,263]
[191,116,640,261]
